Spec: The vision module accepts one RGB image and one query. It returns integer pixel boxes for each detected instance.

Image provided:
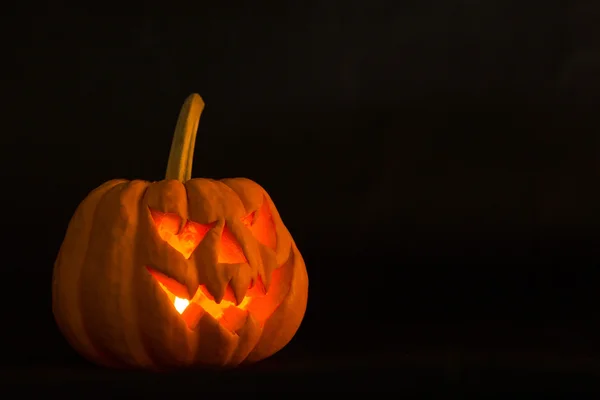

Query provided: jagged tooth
[222,283,237,303]
[204,278,226,304]
[258,244,278,293]
[185,276,200,300]
[258,268,271,294]
[220,307,248,333]
[230,272,251,306]
[254,275,267,295]
[181,302,204,330]
[245,276,262,297]
[194,308,220,332]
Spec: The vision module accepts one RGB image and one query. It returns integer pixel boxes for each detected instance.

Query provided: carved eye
[241,198,276,251]
[150,209,214,259]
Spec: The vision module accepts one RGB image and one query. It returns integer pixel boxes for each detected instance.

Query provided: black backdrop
[3,3,600,392]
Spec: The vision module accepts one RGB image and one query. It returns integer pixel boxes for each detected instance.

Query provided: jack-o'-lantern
[52,94,309,370]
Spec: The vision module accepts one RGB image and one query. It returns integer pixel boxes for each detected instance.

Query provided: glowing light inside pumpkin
[147,262,287,332]
[148,267,256,320]
[146,200,279,330]
[173,297,190,314]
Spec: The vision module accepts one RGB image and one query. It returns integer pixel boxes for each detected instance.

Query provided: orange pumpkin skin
[52,177,308,369]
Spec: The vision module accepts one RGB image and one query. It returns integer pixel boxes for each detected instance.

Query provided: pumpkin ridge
[125,180,156,368]
[78,181,129,367]
[53,179,126,366]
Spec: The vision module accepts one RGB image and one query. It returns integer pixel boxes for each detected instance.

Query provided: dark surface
[4,4,600,393]
[4,317,600,392]
[4,348,600,393]
[4,340,600,393]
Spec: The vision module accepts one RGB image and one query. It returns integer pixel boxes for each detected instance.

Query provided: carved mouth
[146,266,267,332]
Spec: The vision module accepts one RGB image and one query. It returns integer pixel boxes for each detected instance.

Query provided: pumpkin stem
[165,93,205,182]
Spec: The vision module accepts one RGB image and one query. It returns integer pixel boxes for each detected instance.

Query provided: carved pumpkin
[52,94,309,369]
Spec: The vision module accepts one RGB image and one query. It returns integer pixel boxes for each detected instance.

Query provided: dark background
[3,3,600,392]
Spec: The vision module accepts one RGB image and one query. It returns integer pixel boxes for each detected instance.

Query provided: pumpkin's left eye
[150,209,213,259]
